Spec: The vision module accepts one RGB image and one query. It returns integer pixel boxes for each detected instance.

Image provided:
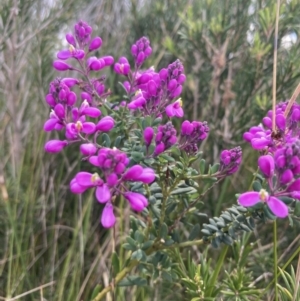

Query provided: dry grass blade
[284,82,300,118]
[0,281,55,301]
[292,254,300,301]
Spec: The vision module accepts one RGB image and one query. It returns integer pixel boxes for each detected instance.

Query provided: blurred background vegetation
[1,0,300,300]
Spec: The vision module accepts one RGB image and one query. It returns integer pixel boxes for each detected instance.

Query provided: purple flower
[181,120,193,135]
[79,100,101,118]
[238,190,288,218]
[57,46,85,60]
[66,120,96,139]
[155,122,177,151]
[45,140,68,153]
[123,165,155,184]
[74,21,92,46]
[75,172,111,203]
[131,37,152,66]
[135,168,155,184]
[80,143,97,156]
[166,99,184,118]
[124,192,148,211]
[258,155,274,178]
[143,127,154,146]
[89,37,102,51]
[101,203,116,228]
[219,147,242,175]
[96,116,115,132]
[114,57,130,76]
[179,120,209,154]
[53,61,73,71]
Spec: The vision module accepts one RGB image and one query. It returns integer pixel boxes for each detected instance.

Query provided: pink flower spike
[45,140,68,153]
[123,165,143,181]
[53,61,72,71]
[101,203,116,228]
[258,155,274,178]
[238,191,260,206]
[268,196,288,218]
[96,184,111,203]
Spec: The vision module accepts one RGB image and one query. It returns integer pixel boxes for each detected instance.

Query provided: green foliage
[1,0,300,301]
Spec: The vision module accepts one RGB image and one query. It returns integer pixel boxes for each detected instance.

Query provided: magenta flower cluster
[44,20,243,230]
[43,21,158,228]
[218,146,242,176]
[71,148,155,228]
[179,120,210,154]
[239,102,300,218]
[114,41,186,118]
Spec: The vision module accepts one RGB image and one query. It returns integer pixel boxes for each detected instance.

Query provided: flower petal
[96,184,111,203]
[75,172,94,187]
[101,203,116,228]
[268,196,288,218]
[238,191,260,206]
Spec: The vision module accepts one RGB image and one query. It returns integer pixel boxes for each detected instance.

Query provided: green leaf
[252,180,262,192]
[199,159,206,174]
[126,236,137,248]
[130,151,144,162]
[188,224,200,240]
[101,133,111,147]
[171,187,197,195]
[114,136,122,148]
[141,240,154,250]
[279,196,294,205]
[111,252,120,274]
[162,271,173,282]
[118,275,147,287]
[160,223,168,239]
[122,243,136,251]
[91,284,102,299]
[131,249,146,261]
[294,201,300,217]
[209,163,220,174]
[134,230,145,244]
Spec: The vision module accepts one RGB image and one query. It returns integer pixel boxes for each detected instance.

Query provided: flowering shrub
[44,20,300,300]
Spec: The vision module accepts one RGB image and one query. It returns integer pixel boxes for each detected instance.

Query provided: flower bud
[143,127,154,146]
[80,143,97,156]
[101,203,116,228]
[96,116,115,132]
[89,37,102,51]
[53,61,72,71]
[45,140,68,153]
